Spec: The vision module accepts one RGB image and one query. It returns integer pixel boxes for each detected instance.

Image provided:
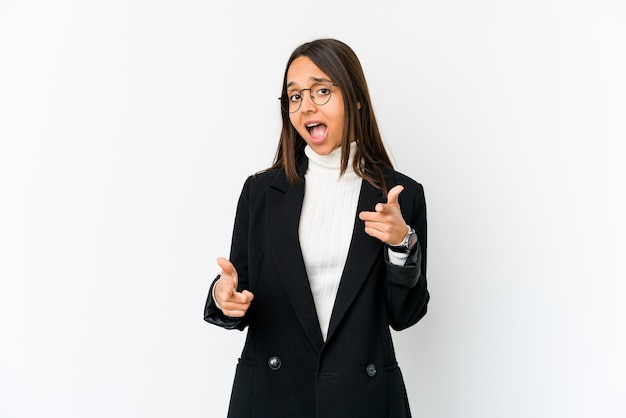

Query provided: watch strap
[389,226,417,254]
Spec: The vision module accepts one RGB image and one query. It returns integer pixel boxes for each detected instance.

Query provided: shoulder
[379,165,425,197]
[246,167,283,187]
[238,166,291,200]
[392,170,423,191]
[243,156,307,193]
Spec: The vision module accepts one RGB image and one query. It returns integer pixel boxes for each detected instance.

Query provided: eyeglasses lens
[281,82,334,113]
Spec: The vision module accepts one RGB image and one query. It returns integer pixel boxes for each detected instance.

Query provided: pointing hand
[358,185,409,245]
[214,257,254,317]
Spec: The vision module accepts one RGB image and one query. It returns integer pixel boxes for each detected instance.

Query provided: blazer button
[366,363,377,377]
[268,356,281,371]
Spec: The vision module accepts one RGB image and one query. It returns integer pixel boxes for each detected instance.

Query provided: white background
[1,1,625,417]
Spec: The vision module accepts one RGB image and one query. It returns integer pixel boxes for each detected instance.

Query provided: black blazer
[205,157,429,418]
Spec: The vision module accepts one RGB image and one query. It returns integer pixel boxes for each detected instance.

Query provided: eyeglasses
[279,81,339,113]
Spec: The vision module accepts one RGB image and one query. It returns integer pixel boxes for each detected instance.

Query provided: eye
[289,93,302,102]
[315,86,331,97]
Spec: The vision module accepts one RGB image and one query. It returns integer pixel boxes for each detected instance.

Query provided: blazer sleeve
[203,176,253,331]
[383,179,430,331]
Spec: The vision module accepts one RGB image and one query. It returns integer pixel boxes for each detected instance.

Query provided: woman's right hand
[214,257,254,317]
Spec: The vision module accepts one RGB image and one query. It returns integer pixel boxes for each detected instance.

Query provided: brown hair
[270,38,393,195]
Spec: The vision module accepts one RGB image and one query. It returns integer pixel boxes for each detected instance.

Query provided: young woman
[204,38,429,418]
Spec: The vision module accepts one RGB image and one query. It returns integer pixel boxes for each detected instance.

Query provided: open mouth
[306,123,328,141]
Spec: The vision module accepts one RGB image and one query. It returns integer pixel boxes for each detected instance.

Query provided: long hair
[270,38,393,196]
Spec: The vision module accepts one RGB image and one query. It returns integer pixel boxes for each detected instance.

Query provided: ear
[357,101,362,109]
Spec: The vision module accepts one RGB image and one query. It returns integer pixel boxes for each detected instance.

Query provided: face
[286,56,345,156]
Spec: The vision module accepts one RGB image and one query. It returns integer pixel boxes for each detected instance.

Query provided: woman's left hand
[358,185,409,245]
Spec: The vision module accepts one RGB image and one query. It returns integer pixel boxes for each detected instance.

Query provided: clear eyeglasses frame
[279,81,340,113]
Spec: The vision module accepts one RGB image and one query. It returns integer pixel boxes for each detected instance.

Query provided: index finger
[217,257,238,278]
[358,210,379,221]
[386,185,404,206]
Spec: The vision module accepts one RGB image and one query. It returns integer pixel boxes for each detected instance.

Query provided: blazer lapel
[326,169,390,342]
[267,159,324,353]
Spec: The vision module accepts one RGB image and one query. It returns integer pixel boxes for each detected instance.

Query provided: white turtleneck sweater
[299,143,362,341]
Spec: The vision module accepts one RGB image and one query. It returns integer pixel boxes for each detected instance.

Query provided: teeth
[307,123,320,128]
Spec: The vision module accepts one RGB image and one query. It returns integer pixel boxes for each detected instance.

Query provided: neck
[304,142,358,174]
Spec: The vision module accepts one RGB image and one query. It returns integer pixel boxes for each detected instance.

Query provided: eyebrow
[286,77,332,89]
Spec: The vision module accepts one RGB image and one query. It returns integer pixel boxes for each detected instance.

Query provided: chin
[308,141,340,156]
[310,146,332,156]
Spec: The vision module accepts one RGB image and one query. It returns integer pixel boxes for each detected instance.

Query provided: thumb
[217,257,238,288]
[386,185,404,206]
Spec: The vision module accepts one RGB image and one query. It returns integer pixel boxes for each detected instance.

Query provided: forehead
[286,56,332,88]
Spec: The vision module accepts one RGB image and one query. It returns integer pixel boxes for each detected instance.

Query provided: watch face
[408,230,418,250]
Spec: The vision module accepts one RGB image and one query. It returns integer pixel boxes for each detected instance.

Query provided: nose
[299,90,316,112]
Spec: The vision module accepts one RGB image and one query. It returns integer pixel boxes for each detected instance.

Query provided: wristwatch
[389,226,418,254]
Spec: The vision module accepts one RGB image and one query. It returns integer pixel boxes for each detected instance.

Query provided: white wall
[1,1,624,417]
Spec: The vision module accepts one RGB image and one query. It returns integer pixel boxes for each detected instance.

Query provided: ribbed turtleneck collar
[304,142,358,175]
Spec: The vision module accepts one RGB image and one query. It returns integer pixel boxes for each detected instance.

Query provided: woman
[204,38,429,418]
